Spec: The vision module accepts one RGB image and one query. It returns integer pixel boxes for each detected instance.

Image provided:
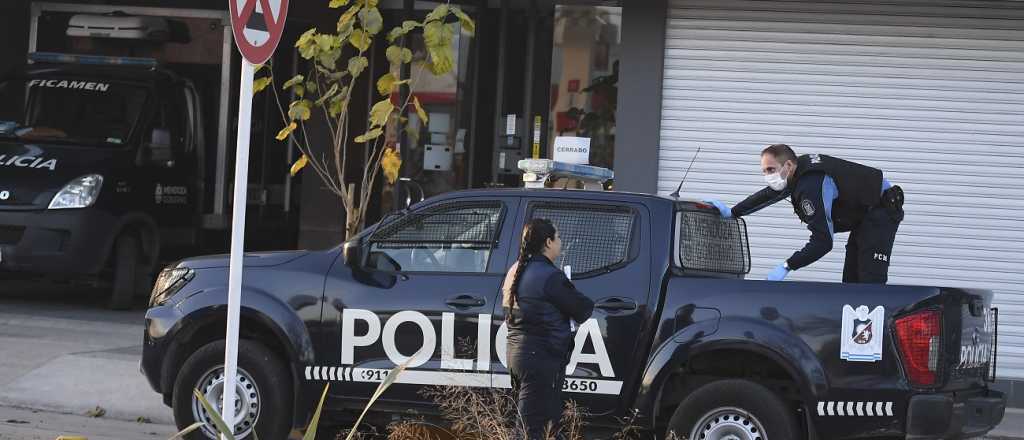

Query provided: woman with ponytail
[502,218,594,440]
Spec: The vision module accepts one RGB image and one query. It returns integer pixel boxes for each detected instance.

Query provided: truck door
[321,197,520,409]
[493,198,654,417]
[139,84,199,252]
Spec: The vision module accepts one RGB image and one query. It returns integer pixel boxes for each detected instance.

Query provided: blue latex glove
[766,263,790,281]
[705,199,732,218]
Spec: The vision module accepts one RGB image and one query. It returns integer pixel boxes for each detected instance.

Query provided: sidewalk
[991,408,1024,439]
[0,405,175,440]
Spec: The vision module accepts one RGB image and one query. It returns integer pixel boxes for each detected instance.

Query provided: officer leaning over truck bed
[707,144,905,283]
[502,219,595,440]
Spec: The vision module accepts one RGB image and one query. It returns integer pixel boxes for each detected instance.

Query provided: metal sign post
[224,0,287,437]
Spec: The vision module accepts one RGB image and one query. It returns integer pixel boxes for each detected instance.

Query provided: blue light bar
[28,52,158,68]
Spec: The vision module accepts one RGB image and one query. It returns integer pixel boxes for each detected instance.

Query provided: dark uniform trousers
[843,190,904,284]
[509,347,565,440]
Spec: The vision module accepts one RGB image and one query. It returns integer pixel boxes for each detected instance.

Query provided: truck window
[366,201,504,273]
[528,203,637,277]
[674,209,751,276]
[0,78,148,147]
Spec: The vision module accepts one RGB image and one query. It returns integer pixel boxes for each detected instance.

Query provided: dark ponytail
[509,218,557,307]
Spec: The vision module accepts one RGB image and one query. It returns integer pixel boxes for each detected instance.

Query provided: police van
[0,4,297,308]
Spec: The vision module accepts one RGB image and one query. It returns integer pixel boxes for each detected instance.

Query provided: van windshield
[0,78,149,147]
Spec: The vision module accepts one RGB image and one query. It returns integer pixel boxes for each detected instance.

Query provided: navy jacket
[502,255,595,358]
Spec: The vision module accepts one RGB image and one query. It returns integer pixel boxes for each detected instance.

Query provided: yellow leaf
[452,7,476,36]
[381,148,402,185]
[328,0,350,7]
[369,99,394,127]
[354,128,383,143]
[290,154,309,176]
[276,122,297,141]
[339,5,361,27]
[252,76,272,94]
[412,96,428,124]
[349,29,371,52]
[376,73,397,96]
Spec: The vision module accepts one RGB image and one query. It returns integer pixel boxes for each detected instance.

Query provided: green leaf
[423,20,452,49]
[376,73,396,96]
[359,7,384,35]
[282,74,304,90]
[305,81,319,95]
[295,28,317,48]
[385,45,403,65]
[314,34,336,52]
[317,48,341,68]
[427,43,455,75]
[328,0,350,7]
[315,83,340,106]
[349,29,371,52]
[294,83,304,98]
[302,384,331,440]
[452,7,476,36]
[354,128,383,143]
[288,100,312,121]
[193,389,236,440]
[347,56,368,77]
[425,3,449,22]
[252,76,271,94]
[369,99,394,127]
[387,20,421,43]
[401,48,413,63]
[328,94,348,117]
[344,363,408,440]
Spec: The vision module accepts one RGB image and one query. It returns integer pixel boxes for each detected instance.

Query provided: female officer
[502,218,595,440]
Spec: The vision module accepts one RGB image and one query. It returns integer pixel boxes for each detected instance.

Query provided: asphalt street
[0,281,1020,439]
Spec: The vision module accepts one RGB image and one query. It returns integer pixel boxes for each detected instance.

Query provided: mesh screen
[677,210,750,275]
[531,203,635,275]
[371,202,502,249]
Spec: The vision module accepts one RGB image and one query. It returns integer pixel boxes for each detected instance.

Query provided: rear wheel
[108,234,149,310]
[666,379,800,440]
[172,340,292,440]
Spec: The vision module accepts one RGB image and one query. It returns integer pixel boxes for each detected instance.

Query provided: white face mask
[764,163,788,191]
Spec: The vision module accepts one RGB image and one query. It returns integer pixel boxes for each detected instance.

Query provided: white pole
[221,59,254,440]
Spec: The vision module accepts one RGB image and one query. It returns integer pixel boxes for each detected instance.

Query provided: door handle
[595,297,637,312]
[446,295,486,308]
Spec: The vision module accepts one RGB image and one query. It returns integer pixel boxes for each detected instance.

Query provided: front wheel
[666,379,800,440]
[172,340,292,440]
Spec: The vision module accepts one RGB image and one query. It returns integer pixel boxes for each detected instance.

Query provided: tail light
[895,309,942,387]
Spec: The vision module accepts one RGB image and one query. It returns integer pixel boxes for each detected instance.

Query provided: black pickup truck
[141,189,1005,440]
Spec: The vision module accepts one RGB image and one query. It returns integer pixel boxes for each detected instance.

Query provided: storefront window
[547,5,621,170]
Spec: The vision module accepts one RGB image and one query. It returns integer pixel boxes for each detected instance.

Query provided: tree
[256,0,474,239]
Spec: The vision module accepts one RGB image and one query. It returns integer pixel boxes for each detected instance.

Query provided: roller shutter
[658,0,1024,378]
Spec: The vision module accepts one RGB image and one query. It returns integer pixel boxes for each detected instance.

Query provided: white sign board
[553,136,591,165]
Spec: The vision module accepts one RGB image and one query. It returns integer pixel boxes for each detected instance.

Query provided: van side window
[528,203,636,277]
[366,201,504,273]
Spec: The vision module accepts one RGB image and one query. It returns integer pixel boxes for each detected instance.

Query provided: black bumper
[906,389,1006,439]
[0,208,118,276]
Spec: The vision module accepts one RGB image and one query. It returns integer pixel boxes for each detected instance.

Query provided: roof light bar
[28,51,158,68]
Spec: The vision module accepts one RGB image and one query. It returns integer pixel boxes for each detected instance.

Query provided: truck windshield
[0,78,149,147]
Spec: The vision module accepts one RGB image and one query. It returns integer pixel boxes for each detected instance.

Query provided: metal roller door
[657,0,1024,378]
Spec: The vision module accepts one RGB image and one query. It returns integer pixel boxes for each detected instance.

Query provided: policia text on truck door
[0,54,205,309]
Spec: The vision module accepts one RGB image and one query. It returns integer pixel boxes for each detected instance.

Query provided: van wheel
[172,340,292,440]
[108,234,149,310]
[666,379,799,440]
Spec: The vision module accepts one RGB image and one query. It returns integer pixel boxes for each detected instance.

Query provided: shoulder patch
[801,199,816,217]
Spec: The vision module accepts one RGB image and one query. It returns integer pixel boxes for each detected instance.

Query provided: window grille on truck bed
[676,209,750,276]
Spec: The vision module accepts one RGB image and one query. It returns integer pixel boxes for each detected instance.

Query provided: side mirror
[144,128,175,167]
[343,241,363,267]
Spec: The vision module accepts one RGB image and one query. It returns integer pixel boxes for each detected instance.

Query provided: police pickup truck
[0,53,210,308]
[141,189,1005,440]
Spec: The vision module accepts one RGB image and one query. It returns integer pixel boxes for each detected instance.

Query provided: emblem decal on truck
[841,305,885,362]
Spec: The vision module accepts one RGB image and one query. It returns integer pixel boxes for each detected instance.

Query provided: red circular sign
[229,0,289,65]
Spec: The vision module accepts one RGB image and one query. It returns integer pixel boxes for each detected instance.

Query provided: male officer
[707,144,905,283]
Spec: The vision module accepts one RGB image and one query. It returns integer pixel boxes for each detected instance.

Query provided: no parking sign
[228,0,289,64]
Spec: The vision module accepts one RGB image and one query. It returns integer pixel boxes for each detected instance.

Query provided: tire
[108,234,149,310]
[666,379,800,440]
[172,340,292,440]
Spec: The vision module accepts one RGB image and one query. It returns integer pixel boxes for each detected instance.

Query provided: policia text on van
[140,189,1005,440]
[0,54,210,309]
